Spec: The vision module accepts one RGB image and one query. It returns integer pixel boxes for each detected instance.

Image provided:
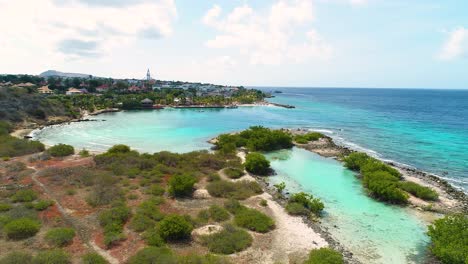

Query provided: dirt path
[28,165,119,264]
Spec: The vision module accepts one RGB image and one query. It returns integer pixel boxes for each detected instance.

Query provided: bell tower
[146,69,151,81]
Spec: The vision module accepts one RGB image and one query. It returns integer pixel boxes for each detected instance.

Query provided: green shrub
[142,228,166,247]
[107,144,131,154]
[11,189,37,202]
[32,249,70,264]
[304,248,344,264]
[208,205,230,222]
[287,192,324,216]
[207,180,262,200]
[128,247,177,264]
[147,184,165,196]
[45,227,75,247]
[130,200,164,233]
[4,218,40,239]
[286,202,310,216]
[363,171,408,204]
[79,149,90,157]
[399,181,438,201]
[294,135,309,144]
[177,254,230,264]
[245,152,270,175]
[98,204,131,248]
[0,135,45,157]
[47,144,75,157]
[260,199,268,207]
[202,224,252,254]
[224,168,244,179]
[223,199,243,214]
[168,174,197,197]
[198,205,231,223]
[343,152,370,171]
[234,208,274,233]
[158,214,193,241]
[303,132,324,141]
[0,251,33,264]
[81,253,108,264]
[216,126,293,152]
[0,202,12,212]
[427,214,468,264]
[33,200,54,211]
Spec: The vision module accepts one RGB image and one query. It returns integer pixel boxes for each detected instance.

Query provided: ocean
[32,87,468,263]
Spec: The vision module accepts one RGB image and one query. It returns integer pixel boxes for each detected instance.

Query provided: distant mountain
[39,70,94,78]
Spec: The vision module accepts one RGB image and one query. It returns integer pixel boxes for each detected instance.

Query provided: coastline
[288,128,467,214]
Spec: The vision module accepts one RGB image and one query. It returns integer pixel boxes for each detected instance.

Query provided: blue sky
[0,0,467,88]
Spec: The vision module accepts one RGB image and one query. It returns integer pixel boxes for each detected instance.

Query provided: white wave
[307,128,334,134]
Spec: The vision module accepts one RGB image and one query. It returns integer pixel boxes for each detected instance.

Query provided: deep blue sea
[261,88,468,192]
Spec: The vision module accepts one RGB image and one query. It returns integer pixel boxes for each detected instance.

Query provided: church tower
[146,69,151,81]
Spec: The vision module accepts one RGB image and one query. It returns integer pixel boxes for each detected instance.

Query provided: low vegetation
[168,174,197,197]
[304,248,344,264]
[286,192,324,217]
[201,224,253,254]
[233,207,275,233]
[47,143,75,157]
[98,203,131,248]
[427,214,468,264]
[33,249,70,264]
[245,152,271,175]
[224,167,245,179]
[207,180,263,200]
[343,152,438,204]
[158,214,193,241]
[45,227,76,247]
[294,132,324,144]
[0,121,45,157]
[4,218,41,239]
[82,253,108,264]
[216,126,293,154]
[398,181,438,201]
[198,205,231,223]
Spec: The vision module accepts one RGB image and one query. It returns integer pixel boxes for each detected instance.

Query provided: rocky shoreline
[288,128,467,214]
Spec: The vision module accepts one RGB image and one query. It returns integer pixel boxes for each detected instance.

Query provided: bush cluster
[398,181,438,201]
[157,214,193,241]
[198,205,230,223]
[216,126,293,153]
[82,253,108,264]
[33,249,70,264]
[201,224,253,254]
[294,132,324,144]
[11,189,37,203]
[130,199,164,233]
[128,246,230,264]
[98,204,131,248]
[4,217,41,239]
[32,200,54,211]
[427,214,468,264]
[224,167,245,179]
[245,152,271,175]
[45,227,76,247]
[207,180,262,200]
[304,248,344,264]
[233,207,274,233]
[286,192,324,217]
[47,144,75,157]
[168,174,197,197]
[342,152,426,204]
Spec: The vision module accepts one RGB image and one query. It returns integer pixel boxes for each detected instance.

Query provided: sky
[0,0,467,88]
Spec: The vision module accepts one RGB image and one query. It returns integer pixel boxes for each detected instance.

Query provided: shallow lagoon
[266,148,429,263]
[34,109,432,263]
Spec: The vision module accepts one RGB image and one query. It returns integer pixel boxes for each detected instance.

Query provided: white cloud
[439,27,468,60]
[349,0,368,6]
[0,0,177,62]
[202,0,333,65]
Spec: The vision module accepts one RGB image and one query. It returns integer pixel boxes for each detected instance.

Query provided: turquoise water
[266,148,430,263]
[33,88,467,263]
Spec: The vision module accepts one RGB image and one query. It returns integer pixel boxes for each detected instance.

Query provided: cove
[265,148,430,264]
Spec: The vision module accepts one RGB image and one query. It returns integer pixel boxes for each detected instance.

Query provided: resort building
[38,85,53,94]
[96,84,110,93]
[141,98,153,108]
[66,87,85,95]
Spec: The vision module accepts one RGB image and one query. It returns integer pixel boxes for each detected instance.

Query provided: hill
[39,70,94,79]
